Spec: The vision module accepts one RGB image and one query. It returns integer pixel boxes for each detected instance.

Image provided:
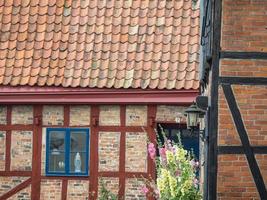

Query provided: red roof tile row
[0,0,200,89]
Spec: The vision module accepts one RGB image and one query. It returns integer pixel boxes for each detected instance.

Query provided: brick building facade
[0,104,195,199]
[0,0,200,199]
[201,0,267,199]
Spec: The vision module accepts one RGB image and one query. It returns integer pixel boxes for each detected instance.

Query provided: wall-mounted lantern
[184,103,205,129]
[184,96,208,141]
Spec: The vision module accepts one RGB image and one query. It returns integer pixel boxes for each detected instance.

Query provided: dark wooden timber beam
[218,146,267,154]
[219,77,267,85]
[207,0,222,199]
[220,51,267,59]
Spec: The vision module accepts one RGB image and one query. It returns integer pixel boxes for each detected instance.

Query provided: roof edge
[0,86,198,105]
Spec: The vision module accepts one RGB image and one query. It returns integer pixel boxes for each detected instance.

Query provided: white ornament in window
[74,152,81,172]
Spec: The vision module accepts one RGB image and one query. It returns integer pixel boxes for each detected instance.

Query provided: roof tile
[0,0,199,90]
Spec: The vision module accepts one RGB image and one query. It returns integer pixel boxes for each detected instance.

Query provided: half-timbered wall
[203,0,267,199]
[0,104,186,200]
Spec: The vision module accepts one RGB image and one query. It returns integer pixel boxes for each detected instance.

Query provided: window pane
[46,128,89,176]
[180,129,199,158]
[49,131,65,152]
[48,152,65,172]
[163,129,169,137]
[70,152,86,173]
[70,131,87,152]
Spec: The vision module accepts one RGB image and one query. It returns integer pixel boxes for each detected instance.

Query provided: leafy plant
[98,178,118,200]
[142,130,202,200]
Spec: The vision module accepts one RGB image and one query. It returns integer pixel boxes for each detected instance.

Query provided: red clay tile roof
[0,0,200,90]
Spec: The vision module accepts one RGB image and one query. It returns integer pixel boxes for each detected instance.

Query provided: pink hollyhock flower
[166,139,173,150]
[193,178,199,188]
[159,147,166,157]
[154,188,160,199]
[159,147,167,165]
[148,143,154,149]
[190,159,200,169]
[171,146,176,153]
[148,143,156,160]
[141,186,149,194]
[190,159,196,167]
[175,169,181,177]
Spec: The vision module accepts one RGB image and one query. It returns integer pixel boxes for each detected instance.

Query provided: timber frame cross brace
[222,84,267,200]
[0,178,31,200]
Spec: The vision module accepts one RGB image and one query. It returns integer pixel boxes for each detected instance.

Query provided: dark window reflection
[157,124,199,159]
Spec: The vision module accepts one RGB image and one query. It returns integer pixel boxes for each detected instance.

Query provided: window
[157,124,199,158]
[46,128,89,176]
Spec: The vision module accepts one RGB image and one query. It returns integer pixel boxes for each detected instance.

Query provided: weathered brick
[70,105,91,126]
[98,132,120,172]
[233,85,267,146]
[156,105,186,123]
[98,177,119,198]
[0,131,5,171]
[67,180,89,200]
[218,86,241,146]
[0,106,7,125]
[217,155,260,200]
[220,59,267,77]
[0,177,28,196]
[221,0,267,52]
[125,178,146,200]
[8,185,31,200]
[126,132,147,172]
[40,180,62,200]
[12,105,33,125]
[256,155,267,187]
[42,105,64,126]
[126,105,147,126]
[99,105,120,126]
[10,131,32,171]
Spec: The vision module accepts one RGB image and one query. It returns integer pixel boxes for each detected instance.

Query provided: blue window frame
[45,128,90,176]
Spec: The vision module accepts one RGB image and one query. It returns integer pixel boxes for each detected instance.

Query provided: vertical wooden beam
[31,105,43,200]
[61,179,68,200]
[89,106,99,200]
[5,105,11,171]
[61,105,70,200]
[118,105,126,199]
[64,105,70,127]
[207,0,222,199]
[147,105,157,200]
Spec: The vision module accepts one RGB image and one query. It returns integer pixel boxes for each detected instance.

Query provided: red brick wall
[221,0,267,52]
[218,85,267,146]
[218,86,241,146]
[217,0,267,199]
[220,60,267,77]
[217,155,259,200]
[217,85,267,199]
